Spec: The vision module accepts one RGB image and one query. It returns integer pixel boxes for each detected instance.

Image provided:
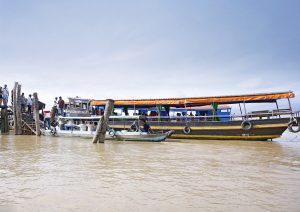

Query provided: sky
[1,0,300,110]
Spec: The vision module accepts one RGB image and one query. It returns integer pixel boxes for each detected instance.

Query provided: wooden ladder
[21,119,36,135]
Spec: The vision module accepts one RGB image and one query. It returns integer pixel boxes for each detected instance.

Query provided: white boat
[42,128,173,142]
[42,116,173,142]
[111,130,173,142]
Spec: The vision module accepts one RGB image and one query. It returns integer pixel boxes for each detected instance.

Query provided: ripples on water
[1,132,300,212]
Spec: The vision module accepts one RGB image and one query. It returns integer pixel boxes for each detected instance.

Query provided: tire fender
[241,120,252,131]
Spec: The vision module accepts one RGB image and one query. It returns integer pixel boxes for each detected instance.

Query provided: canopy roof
[89,91,295,108]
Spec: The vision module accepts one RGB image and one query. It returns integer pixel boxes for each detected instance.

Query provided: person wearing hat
[139,117,154,134]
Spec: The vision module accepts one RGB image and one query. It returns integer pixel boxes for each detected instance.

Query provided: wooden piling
[13,82,17,134]
[92,99,114,143]
[1,108,9,133]
[50,106,57,127]
[16,84,22,135]
[33,92,41,136]
[12,82,23,135]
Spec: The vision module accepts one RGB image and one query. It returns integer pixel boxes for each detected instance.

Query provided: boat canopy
[89,91,295,108]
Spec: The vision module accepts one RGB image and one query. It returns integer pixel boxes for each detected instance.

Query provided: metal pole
[239,103,243,120]
[287,98,293,115]
[275,100,280,118]
[243,101,247,119]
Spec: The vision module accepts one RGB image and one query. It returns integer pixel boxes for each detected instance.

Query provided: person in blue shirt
[140,118,154,134]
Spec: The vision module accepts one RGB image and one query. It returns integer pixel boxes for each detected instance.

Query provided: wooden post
[33,92,41,136]
[50,106,57,127]
[238,103,244,120]
[275,100,280,118]
[13,82,18,134]
[1,108,9,133]
[16,84,22,135]
[92,99,114,143]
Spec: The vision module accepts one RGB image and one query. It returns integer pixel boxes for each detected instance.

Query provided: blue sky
[1,0,300,110]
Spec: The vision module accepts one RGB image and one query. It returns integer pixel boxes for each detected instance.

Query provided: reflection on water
[1,133,300,212]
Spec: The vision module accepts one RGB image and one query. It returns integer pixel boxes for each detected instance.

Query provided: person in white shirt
[2,84,9,106]
[43,110,51,129]
[54,97,58,115]
[27,94,33,114]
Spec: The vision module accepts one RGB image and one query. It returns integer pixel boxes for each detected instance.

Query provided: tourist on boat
[91,106,96,115]
[176,113,181,122]
[58,96,65,116]
[27,94,32,115]
[87,122,94,131]
[189,112,195,121]
[65,119,75,130]
[2,84,9,106]
[79,121,87,131]
[95,107,100,115]
[20,93,26,113]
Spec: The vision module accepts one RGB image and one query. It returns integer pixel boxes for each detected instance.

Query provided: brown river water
[1,132,300,212]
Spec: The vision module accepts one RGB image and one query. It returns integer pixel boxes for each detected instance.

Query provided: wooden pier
[0,82,43,136]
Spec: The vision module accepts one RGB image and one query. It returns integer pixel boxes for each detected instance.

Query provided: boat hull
[42,129,170,142]
[108,118,290,141]
[114,131,168,142]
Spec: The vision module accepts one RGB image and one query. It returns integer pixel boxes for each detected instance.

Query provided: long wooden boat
[89,91,300,141]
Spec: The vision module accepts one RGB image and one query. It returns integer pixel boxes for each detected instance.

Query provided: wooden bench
[248,110,272,119]
[271,109,292,116]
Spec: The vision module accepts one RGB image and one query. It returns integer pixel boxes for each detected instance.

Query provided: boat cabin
[65,97,91,117]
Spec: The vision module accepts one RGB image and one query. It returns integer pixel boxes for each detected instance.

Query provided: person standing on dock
[20,93,26,113]
[0,87,2,106]
[27,94,33,115]
[58,96,65,116]
[2,84,9,106]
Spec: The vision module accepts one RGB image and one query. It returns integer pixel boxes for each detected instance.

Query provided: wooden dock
[0,82,43,136]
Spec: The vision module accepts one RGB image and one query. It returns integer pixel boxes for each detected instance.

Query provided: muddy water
[1,133,300,212]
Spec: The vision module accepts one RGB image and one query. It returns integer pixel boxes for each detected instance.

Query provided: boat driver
[139,117,154,134]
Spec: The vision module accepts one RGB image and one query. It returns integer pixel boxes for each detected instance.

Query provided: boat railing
[137,110,295,123]
[62,110,297,126]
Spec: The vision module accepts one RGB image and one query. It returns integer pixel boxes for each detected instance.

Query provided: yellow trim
[110,123,287,131]
[170,134,280,140]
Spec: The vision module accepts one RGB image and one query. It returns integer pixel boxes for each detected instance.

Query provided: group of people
[0,84,9,106]
[53,96,65,116]
[42,96,65,129]
[0,84,34,115]
[20,93,34,114]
